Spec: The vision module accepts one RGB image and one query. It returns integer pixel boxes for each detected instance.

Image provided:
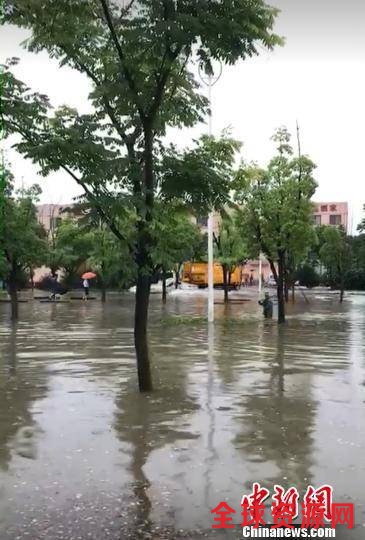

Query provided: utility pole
[207,75,214,323]
[199,63,222,322]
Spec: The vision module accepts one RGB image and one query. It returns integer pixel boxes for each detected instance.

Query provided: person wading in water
[258,292,273,319]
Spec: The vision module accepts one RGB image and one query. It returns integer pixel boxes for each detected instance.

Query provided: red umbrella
[81,272,97,279]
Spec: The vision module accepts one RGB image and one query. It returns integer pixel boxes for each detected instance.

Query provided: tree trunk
[291,284,295,303]
[277,253,286,324]
[100,263,106,302]
[175,263,181,289]
[133,123,154,392]
[30,267,35,298]
[340,281,344,303]
[134,271,153,392]
[101,285,106,303]
[162,270,167,304]
[284,279,289,303]
[8,271,18,322]
[222,264,229,303]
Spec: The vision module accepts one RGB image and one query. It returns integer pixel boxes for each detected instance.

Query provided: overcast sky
[1,0,364,232]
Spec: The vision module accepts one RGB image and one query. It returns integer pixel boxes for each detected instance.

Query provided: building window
[320,205,328,212]
[197,215,208,227]
[330,204,337,211]
[50,217,62,230]
[329,214,341,225]
[313,215,321,226]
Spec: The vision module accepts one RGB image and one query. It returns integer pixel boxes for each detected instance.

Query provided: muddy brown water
[0,290,364,539]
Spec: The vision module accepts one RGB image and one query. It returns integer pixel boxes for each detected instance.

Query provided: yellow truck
[182,262,242,289]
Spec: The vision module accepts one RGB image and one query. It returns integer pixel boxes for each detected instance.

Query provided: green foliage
[214,211,247,271]
[233,127,317,320]
[2,0,282,262]
[348,233,365,273]
[3,0,282,121]
[191,232,208,262]
[304,225,327,268]
[212,210,247,300]
[50,219,94,280]
[151,202,203,271]
[303,230,365,291]
[159,315,206,326]
[357,206,365,233]
[159,134,241,214]
[234,127,317,267]
[88,226,135,289]
[319,226,351,289]
[343,269,365,290]
[1,183,47,285]
[2,0,282,385]
[295,264,320,288]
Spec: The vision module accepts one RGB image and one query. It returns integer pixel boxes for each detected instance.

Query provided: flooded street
[0,291,364,539]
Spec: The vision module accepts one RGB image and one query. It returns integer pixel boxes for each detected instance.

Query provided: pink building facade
[312,202,348,232]
[34,204,70,283]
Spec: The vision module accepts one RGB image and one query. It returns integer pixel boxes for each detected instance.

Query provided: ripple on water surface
[0,293,364,538]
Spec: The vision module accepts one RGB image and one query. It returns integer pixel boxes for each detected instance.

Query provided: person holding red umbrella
[81,272,96,300]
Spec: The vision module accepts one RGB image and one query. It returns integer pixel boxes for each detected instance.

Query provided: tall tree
[64,198,137,296]
[214,211,247,303]
[0,168,12,281]
[234,127,317,323]
[50,218,95,284]
[2,0,282,390]
[88,225,134,301]
[2,184,47,320]
[319,226,351,303]
[151,202,203,302]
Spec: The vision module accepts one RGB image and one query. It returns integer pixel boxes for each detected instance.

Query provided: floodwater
[0,290,364,539]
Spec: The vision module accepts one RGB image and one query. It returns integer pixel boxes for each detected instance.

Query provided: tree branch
[148,46,181,122]
[98,0,145,119]
[5,118,134,254]
[61,165,134,253]
[57,43,135,148]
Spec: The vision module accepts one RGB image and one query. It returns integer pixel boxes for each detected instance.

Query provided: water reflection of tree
[234,326,317,490]
[113,324,200,535]
[214,319,263,386]
[212,321,316,492]
[0,324,49,471]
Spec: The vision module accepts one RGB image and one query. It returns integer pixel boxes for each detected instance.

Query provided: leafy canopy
[319,226,351,278]
[1,182,47,281]
[50,218,94,277]
[2,0,282,256]
[159,134,241,214]
[233,126,317,267]
[151,202,203,271]
[214,210,247,272]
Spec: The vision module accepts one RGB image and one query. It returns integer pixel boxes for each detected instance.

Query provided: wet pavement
[0,289,364,539]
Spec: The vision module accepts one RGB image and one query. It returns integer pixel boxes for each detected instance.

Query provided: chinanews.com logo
[210,483,354,538]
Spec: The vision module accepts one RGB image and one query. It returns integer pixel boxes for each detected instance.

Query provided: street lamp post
[198,63,222,323]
